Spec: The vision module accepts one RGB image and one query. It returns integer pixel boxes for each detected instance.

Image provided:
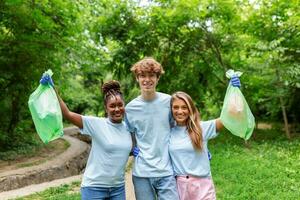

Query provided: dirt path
[125,165,136,200]
[0,124,136,199]
[0,139,68,173]
[257,123,272,129]
[0,175,82,200]
[0,135,87,185]
[0,164,135,200]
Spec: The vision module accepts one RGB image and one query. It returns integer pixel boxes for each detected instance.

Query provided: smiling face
[106,95,125,123]
[136,72,159,94]
[172,97,190,126]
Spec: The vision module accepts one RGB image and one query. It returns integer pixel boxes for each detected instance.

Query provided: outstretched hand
[230,75,241,88]
[40,74,54,87]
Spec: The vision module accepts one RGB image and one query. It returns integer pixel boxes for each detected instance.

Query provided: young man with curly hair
[125,57,179,200]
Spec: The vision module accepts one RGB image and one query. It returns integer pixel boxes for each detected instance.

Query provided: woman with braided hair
[40,76,132,200]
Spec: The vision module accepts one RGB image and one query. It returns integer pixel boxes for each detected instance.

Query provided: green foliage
[1,0,299,150]
[0,1,70,146]
[95,0,234,109]
[0,0,105,149]
[93,0,299,126]
[237,0,300,121]
[0,140,42,161]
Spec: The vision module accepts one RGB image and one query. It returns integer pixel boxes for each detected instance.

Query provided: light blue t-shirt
[125,92,174,177]
[81,116,132,187]
[169,120,218,177]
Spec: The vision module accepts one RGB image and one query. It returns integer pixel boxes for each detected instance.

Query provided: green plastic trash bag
[28,69,63,143]
[220,69,255,140]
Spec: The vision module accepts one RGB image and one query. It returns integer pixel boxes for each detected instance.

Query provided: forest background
[0,0,299,154]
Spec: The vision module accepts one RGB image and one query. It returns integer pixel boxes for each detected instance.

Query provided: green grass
[14,129,300,200]
[14,181,81,200]
[210,128,300,199]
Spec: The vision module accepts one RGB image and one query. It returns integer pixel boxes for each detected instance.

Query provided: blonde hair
[131,57,165,77]
[171,91,203,151]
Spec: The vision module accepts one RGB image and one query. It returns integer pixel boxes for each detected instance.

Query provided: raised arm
[40,74,83,129]
[55,90,83,129]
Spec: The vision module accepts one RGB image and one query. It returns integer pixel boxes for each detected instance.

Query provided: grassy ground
[15,128,300,200]
[211,128,300,199]
[14,181,81,200]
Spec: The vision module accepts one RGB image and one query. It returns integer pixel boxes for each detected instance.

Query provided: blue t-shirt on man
[125,92,174,177]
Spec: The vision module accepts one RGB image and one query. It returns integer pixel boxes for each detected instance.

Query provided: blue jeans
[81,185,125,200]
[132,175,179,200]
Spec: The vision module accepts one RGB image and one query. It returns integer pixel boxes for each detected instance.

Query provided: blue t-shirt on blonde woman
[125,92,174,177]
[169,120,218,177]
[81,116,132,187]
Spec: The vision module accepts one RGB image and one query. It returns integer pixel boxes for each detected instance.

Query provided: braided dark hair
[101,80,124,114]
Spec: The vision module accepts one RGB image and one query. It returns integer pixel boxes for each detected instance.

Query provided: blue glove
[230,75,241,88]
[40,74,54,87]
[208,150,212,161]
[132,147,140,157]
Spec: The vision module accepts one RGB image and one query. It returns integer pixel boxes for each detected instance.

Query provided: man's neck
[141,91,156,101]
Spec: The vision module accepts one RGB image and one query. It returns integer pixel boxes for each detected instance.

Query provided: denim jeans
[132,175,179,200]
[81,185,125,200]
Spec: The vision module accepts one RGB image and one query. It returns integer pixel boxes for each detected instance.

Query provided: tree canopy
[0,0,299,150]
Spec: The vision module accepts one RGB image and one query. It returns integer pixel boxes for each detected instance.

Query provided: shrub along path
[0,138,69,173]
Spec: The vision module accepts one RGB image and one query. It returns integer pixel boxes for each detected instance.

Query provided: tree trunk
[279,96,291,139]
[275,68,291,139]
[7,94,20,136]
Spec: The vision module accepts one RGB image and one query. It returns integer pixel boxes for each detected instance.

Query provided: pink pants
[176,175,216,200]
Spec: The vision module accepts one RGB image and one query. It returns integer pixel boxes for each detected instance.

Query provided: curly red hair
[131,57,165,77]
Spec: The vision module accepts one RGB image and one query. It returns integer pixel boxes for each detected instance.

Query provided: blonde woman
[169,77,240,200]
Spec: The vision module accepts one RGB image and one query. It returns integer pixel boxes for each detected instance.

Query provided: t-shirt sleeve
[124,112,135,133]
[80,116,99,137]
[201,120,218,140]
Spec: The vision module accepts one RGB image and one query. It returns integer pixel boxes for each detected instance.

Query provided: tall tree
[0,0,91,148]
